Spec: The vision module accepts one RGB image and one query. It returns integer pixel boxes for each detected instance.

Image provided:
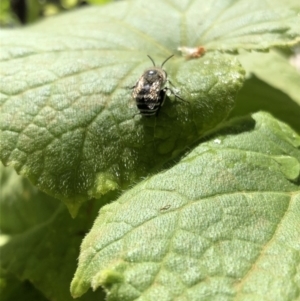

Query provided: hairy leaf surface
[71,112,300,300]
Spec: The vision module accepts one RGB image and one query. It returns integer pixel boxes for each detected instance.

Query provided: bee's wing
[146,88,165,109]
[142,81,160,105]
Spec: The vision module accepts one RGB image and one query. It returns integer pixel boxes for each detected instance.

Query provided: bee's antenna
[161,54,174,68]
[147,55,156,66]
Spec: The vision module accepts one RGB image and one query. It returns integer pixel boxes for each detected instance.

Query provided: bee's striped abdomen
[135,89,166,116]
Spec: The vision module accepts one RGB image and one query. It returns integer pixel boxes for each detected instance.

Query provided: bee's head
[143,68,166,83]
[142,54,174,84]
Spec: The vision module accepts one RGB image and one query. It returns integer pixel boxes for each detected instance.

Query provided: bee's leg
[167,80,182,94]
[168,80,177,89]
[165,80,187,102]
[155,89,167,116]
[164,86,186,102]
[160,88,167,107]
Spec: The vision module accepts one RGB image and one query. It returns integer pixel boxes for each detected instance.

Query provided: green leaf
[266,0,300,11]
[0,0,20,27]
[229,76,300,133]
[0,164,57,234]
[0,1,244,215]
[1,0,299,214]
[0,273,48,301]
[87,0,113,5]
[26,0,42,23]
[0,165,109,301]
[71,112,300,300]
[239,50,300,106]
[191,1,300,51]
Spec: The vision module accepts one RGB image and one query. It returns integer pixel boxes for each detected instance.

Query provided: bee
[131,54,183,116]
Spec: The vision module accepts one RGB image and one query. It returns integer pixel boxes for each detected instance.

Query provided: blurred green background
[0,0,112,26]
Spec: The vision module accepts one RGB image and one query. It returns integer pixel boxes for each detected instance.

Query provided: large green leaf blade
[0,1,246,215]
[1,0,299,214]
[71,112,300,300]
[0,49,243,215]
[188,0,300,51]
